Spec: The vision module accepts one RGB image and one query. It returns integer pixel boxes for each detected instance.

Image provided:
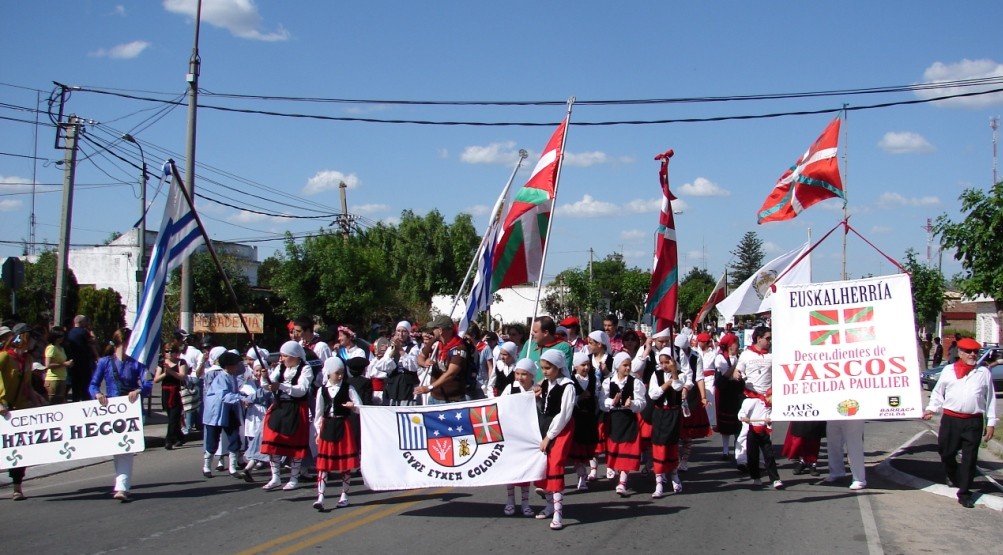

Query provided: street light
[121,133,147,311]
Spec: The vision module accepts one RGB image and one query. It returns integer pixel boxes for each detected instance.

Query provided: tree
[678,267,716,323]
[935,182,1003,342]
[0,251,79,327]
[902,249,945,332]
[729,231,765,289]
[77,287,126,345]
[540,253,651,324]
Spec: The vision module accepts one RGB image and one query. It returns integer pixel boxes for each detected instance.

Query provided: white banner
[772,274,923,421]
[360,393,546,491]
[1,397,145,469]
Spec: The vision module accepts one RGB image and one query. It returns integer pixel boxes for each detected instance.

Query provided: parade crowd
[0,312,996,520]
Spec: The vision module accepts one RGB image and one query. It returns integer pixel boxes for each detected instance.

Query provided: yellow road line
[235,487,452,555]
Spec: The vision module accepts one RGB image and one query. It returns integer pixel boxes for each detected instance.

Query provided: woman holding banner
[0,323,47,500]
[89,327,151,502]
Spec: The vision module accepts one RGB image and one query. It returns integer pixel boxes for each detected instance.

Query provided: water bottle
[681,398,691,417]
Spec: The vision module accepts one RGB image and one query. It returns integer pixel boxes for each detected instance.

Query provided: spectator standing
[65,315,97,402]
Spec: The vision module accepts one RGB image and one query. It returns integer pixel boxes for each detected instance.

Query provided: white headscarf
[322,357,345,380]
[652,328,672,339]
[572,352,590,367]
[540,350,569,377]
[499,341,519,359]
[396,321,411,332]
[279,340,306,360]
[515,358,536,374]
[612,352,632,374]
[208,346,227,366]
[588,330,610,351]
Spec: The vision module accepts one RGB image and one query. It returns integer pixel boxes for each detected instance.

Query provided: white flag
[716,242,811,322]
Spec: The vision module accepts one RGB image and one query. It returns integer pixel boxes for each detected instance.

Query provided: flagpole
[167,160,270,374]
[841,105,849,280]
[531,97,575,322]
[449,149,529,318]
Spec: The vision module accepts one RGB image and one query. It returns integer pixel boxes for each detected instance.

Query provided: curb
[875,429,1003,512]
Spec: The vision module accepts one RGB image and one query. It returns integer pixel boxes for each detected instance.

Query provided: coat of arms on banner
[808,306,876,345]
[397,404,504,468]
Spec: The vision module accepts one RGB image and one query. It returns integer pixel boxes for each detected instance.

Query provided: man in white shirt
[923,337,997,508]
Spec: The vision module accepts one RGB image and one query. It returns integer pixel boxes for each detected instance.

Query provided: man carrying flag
[645,149,679,331]
[757,117,844,224]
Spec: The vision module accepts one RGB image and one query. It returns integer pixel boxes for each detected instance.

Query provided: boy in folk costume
[648,347,690,497]
[502,358,539,517]
[201,352,246,479]
[313,357,362,511]
[569,351,601,490]
[738,384,783,489]
[261,341,314,491]
[601,352,647,496]
[534,350,577,530]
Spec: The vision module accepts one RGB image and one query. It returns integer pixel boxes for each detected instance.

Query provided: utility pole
[338,181,351,240]
[179,0,203,333]
[122,134,147,311]
[922,218,934,267]
[992,116,999,187]
[54,115,81,327]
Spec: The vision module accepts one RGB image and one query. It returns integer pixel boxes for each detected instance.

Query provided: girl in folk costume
[569,351,601,490]
[782,420,826,477]
[649,347,691,497]
[313,358,362,511]
[587,330,615,479]
[261,341,314,491]
[630,333,661,476]
[488,341,519,397]
[237,351,273,482]
[713,334,745,460]
[502,358,539,517]
[676,335,712,472]
[534,350,577,530]
[601,352,647,496]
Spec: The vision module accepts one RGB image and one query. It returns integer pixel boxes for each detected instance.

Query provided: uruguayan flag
[398,412,427,450]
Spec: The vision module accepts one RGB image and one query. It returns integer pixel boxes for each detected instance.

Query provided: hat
[499,341,519,358]
[396,320,412,332]
[346,356,370,375]
[559,316,580,328]
[685,319,692,325]
[674,334,690,350]
[217,351,243,368]
[246,346,269,360]
[279,341,306,360]
[612,352,632,372]
[572,352,590,367]
[588,330,610,351]
[540,349,567,373]
[174,328,189,340]
[718,334,738,348]
[323,357,346,379]
[697,332,712,343]
[11,323,31,337]
[428,315,454,330]
[200,335,215,348]
[555,326,569,337]
[515,358,536,374]
[651,328,672,340]
[956,337,981,351]
[208,346,227,366]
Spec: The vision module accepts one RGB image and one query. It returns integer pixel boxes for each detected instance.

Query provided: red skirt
[261,401,311,459]
[652,443,680,474]
[638,414,653,452]
[536,419,575,492]
[780,427,822,463]
[316,419,360,472]
[681,403,712,440]
[605,436,641,472]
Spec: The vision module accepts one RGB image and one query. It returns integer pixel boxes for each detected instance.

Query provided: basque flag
[126,161,204,371]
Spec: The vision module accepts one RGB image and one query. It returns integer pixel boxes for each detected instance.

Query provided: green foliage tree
[77,287,126,344]
[0,251,78,327]
[541,253,651,324]
[678,266,716,323]
[935,182,1003,342]
[162,251,254,346]
[901,249,945,332]
[729,231,764,289]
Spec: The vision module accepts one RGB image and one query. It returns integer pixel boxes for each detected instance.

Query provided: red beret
[559,316,580,327]
[718,334,737,348]
[697,332,712,342]
[956,337,981,351]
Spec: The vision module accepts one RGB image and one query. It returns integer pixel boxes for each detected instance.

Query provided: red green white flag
[757,117,844,224]
[491,119,567,291]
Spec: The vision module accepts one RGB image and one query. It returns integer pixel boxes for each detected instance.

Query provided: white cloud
[303,170,360,195]
[557,194,619,218]
[620,229,647,242]
[0,174,32,193]
[437,148,449,159]
[678,177,730,197]
[762,241,782,254]
[352,203,389,215]
[381,216,401,226]
[113,5,126,16]
[90,40,150,59]
[164,0,289,42]
[624,197,688,214]
[878,131,935,154]
[229,210,269,223]
[563,151,610,167]
[460,141,521,165]
[463,204,491,217]
[914,58,1003,108]
[0,199,23,212]
[877,192,940,208]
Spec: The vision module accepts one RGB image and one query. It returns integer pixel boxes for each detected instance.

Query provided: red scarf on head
[954,361,976,380]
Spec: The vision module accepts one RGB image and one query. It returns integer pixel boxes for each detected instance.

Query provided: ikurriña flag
[491,119,567,291]
[757,117,844,224]
[126,161,204,371]
[695,270,727,324]
[645,149,679,328]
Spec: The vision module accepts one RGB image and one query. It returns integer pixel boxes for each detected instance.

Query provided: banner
[716,242,810,322]
[771,274,923,421]
[360,393,546,490]
[1,397,145,469]
[193,312,264,334]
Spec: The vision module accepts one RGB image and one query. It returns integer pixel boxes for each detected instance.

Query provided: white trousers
[113,453,135,492]
[735,423,748,464]
[826,420,866,482]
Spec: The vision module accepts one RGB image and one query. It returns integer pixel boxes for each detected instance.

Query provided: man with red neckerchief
[415,315,468,404]
[923,336,997,508]
[733,326,772,473]
[521,316,574,382]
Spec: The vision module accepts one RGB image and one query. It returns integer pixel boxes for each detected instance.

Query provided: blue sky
[2,0,1002,292]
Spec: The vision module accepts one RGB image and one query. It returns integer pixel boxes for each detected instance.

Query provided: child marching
[568,351,600,491]
[313,358,363,510]
[502,358,539,517]
[535,350,577,530]
[601,352,647,496]
[648,347,690,497]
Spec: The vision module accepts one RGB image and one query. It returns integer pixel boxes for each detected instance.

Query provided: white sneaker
[849,481,867,490]
[671,473,683,493]
[336,497,349,508]
[312,495,325,511]
[615,483,627,497]
[652,484,665,499]
[262,478,282,491]
[773,480,784,490]
[606,467,616,480]
[587,469,598,481]
[282,478,299,491]
[577,477,588,491]
[535,505,554,519]
[503,504,516,516]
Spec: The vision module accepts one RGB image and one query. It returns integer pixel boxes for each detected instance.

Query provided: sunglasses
[959,348,977,354]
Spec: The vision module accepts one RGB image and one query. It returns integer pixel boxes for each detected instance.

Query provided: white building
[432,284,552,331]
[65,228,259,323]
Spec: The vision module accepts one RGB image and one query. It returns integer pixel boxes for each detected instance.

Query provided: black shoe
[239,470,255,483]
[792,460,806,475]
[958,496,975,509]
[736,464,749,475]
[946,475,957,488]
[165,442,175,451]
[809,464,820,477]
[202,470,212,478]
